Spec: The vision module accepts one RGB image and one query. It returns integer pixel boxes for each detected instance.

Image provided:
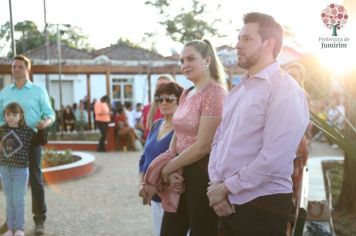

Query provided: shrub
[42,149,80,168]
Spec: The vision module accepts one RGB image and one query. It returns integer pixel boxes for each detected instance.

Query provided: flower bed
[42,149,80,168]
[41,150,95,184]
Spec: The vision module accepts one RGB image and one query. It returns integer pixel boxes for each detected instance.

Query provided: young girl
[0,102,40,236]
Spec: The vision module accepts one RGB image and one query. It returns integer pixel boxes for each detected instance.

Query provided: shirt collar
[11,80,33,89]
[240,61,281,83]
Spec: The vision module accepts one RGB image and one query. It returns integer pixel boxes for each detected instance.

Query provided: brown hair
[4,102,26,127]
[154,82,184,104]
[146,74,176,129]
[12,55,31,70]
[243,12,283,59]
[184,39,227,91]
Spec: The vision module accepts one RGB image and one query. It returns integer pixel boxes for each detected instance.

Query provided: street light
[56,25,64,135]
[43,0,50,92]
[50,23,70,134]
[8,0,16,56]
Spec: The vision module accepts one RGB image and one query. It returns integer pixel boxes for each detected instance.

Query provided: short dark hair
[243,12,283,58]
[4,102,26,127]
[100,95,109,103]
[12,55,31,70]
[154,82,184,104]
[124,102,132,109]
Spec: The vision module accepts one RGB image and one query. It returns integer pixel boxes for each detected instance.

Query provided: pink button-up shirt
[208,62,310,205]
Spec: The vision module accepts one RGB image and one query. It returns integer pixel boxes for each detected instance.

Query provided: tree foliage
[0,20,91,58]
[145,0,220,43]
[310,70,356,214]
[46,24,91,51]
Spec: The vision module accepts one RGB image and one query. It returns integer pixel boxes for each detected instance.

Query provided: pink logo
[321,4,348,36]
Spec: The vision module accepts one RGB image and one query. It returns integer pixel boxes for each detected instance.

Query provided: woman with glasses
[159,39,227,236]
[138,82,184,236]
[142,74,176,139]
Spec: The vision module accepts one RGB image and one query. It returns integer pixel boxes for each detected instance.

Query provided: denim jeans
[151,201,164,236]
[29,145,47,223]
[0,165,29,231]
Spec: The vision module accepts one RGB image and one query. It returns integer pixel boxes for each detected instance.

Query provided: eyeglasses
[155,95,177,104]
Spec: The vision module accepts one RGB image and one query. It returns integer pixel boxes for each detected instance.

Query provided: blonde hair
[184,39,227,91]
[146,74,176,129]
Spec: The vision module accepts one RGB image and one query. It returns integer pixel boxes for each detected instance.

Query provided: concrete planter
[43,152,95,184]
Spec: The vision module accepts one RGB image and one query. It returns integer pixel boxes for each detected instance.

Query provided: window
[111,77,134,108]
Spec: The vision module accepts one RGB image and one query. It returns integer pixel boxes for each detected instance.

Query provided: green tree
[0,22,11,53]
[145,0,221,43]
[337,71,356,213]
[47,24,91,51]
[0,20,92,57]
[117,37,141,48]
[310,71,356,214]
[15,21,44,55]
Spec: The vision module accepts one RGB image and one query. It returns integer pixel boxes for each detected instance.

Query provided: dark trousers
[160,159,219,236]
[221,193,292,236]
[97,121,108,151]
[29,145,46,223]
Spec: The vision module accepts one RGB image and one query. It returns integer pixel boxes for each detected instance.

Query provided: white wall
[133,74,148,105]
[90,74,107,103]
[33,74,88,110]
[30,73,193,110]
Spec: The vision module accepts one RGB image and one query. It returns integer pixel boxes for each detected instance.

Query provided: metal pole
[43,0,50,92]
[9,0,16,56]
[57,25,64,135]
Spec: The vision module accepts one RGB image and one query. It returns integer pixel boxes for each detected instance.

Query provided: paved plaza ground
[0,141,343,236]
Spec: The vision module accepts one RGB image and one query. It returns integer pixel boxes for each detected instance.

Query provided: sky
[0,0,355,74]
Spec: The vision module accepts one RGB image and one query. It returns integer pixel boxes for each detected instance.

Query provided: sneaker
[0,222,8,234]
[34,222,44,235]
[14,230,24,236]
[3,230,14,236]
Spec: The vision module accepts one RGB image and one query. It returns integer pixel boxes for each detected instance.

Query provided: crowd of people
[0,10,347,236]
[138,12,310,236]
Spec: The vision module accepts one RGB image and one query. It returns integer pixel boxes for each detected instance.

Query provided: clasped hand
[138,184,157,205]
[207,182,235,217]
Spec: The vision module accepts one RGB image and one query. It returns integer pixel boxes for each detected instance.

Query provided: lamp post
[8,0,16,56]
[43,0,50,92]
[56,27,63,105]
[56,24,64,135]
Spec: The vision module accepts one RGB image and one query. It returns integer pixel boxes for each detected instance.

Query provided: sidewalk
[308,141,343,201]
[0,151,153,236]
[0,141,343,236]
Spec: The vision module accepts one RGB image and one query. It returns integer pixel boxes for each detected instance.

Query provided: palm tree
[310,70,356,213]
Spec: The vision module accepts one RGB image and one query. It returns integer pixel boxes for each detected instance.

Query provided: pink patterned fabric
[173,80,226,153]
[144,151,182,212]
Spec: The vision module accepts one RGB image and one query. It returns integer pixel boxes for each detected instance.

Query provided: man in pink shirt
[207,12,310,236]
